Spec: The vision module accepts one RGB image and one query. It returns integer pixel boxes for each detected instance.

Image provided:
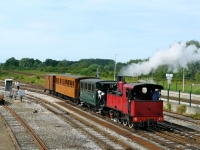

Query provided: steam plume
[119,42,200,76]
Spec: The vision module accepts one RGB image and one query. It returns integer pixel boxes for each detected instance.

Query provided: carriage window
[69,81,72,87]
[88,84,91,91]
[72,81,74,88]
[84,83,87,91]
[92,84,95,92]
[65,80,67,85]
[81,83,84,89]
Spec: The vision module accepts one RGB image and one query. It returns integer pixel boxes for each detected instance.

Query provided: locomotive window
[81,83,83,89]
[142,87,147,94]
[88,84,91,91]
[84,83,87,91]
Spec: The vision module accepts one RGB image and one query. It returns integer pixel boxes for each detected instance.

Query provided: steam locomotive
[44,74,164,128]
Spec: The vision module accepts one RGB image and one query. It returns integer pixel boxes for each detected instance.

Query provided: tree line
[0,40,200,83]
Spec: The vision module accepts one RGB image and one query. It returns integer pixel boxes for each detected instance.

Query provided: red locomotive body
[106,82,164,128]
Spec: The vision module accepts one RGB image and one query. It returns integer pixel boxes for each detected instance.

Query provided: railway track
[25,92,164,150]
[17,86,199,149]
[1,95,108,149]
[0,105,48,150]
[34,90,200,149]
[1,84,200,149]
[24,94,126,149]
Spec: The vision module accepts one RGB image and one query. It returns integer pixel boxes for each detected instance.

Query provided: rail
[3,105,48,150]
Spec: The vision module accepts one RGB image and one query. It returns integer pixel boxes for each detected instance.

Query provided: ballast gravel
[4,99,103,150]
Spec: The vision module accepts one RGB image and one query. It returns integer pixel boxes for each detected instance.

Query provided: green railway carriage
[80,78,117,109]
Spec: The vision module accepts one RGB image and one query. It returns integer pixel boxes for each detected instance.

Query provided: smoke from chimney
[119,42,200,76]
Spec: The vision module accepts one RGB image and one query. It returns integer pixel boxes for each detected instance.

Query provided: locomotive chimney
[117,76,123,82]
[116,75,126,93]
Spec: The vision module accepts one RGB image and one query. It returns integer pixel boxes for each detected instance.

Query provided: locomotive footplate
[146,119,154,125]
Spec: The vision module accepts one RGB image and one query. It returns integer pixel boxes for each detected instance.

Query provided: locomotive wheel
[117,117,121,123]
[122,119,128,126]
[128,121,134,128]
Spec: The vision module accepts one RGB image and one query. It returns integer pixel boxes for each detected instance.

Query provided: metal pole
[167,89,169,102]
[183,68,184,92]
[114,54,118,81]
[163,81,164,88]
[189,91,192,107]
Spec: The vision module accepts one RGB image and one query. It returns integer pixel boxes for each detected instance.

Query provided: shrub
[190,113,200,120]
[177,104,186,114]
[165,102,171,111]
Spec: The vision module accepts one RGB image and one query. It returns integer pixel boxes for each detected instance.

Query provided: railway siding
[27,91,164,150]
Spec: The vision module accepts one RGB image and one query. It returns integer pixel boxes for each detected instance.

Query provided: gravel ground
[164,111,200,131]
[1,97,103,150]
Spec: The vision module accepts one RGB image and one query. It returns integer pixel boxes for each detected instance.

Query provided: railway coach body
[55,74,93,101]
[80,79,117,110]
[44,74,56,94]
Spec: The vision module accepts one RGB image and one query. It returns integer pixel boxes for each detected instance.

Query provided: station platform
[161,90,200,114]
[0,111,16,150]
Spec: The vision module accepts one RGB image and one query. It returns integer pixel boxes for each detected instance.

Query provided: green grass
[0,70,45,86]
[1,70,200,94]
[190,113,200,120]
[157,81,200,94]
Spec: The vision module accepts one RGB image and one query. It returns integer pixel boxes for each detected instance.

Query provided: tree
[186,40,200,48]
[44,59,59,67]
[4,57,19,68]
[19,58,35,69]
[195,70,200,82]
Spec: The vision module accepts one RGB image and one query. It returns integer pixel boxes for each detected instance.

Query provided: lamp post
[114,54,119,81]
[182,68,184,92]
[166,74,173,102]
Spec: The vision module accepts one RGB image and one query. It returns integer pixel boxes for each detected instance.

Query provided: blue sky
[0,0,200,63]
